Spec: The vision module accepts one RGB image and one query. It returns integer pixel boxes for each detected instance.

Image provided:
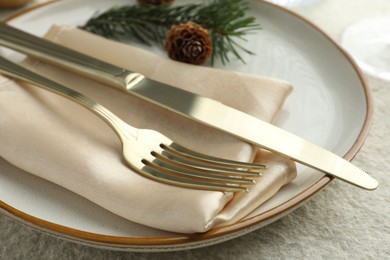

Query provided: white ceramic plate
[0,0,372,251]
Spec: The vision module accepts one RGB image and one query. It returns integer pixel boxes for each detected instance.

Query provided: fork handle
[0,55,137,140]
[0,23,129,91]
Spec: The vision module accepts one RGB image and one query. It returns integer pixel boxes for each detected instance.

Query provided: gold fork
[0,56,266,192]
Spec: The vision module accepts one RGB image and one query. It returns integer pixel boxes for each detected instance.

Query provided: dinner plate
[0,0,372,251]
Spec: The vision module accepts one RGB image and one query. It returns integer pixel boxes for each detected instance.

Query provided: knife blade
[0,23,378,190]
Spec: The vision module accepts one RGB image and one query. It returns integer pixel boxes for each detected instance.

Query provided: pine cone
[165,21,213,65]
[137,0,174,4]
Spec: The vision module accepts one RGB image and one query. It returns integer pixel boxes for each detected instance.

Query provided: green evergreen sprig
[80,0,261,65]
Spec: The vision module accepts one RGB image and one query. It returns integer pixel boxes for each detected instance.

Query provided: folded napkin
[0,25,296,233]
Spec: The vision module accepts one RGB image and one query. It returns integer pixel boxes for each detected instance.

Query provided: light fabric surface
[1,0,390,259]
[0,25,294,233]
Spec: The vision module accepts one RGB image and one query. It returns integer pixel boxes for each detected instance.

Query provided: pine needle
[80,0,261,65]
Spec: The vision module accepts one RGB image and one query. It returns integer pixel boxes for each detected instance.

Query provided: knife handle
[0,23,130,90]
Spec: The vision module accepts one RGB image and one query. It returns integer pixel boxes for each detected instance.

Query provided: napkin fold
[0,25,296,233]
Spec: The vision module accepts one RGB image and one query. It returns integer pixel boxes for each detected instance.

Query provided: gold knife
[0,23,378,190]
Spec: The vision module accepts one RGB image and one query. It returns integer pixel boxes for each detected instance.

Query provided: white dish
[0,0,372,251]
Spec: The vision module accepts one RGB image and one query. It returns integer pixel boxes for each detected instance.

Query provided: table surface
[1,0,389,259]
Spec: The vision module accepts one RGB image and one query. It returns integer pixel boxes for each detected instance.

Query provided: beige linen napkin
[0,25,296,233]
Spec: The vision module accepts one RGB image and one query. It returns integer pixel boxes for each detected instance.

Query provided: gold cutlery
[0,23,378,190]
[0,55,267,192]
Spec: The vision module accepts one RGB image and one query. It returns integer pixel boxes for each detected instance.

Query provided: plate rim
[0,0,373,250]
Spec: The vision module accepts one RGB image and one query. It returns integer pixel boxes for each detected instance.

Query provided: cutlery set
[0,22,378,191]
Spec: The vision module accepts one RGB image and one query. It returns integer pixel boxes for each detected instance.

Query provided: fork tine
[154,151,261,178]
[133,141,267,192]
[140,163,250,192]
[149,158,256,184]
[162,143,267,171]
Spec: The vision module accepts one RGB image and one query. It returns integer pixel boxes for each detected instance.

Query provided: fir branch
[80,0,261,65]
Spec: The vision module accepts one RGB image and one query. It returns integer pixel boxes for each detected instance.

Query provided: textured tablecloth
[1,0,389,259]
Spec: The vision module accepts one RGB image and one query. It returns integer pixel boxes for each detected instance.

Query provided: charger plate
[0,0,372,251]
